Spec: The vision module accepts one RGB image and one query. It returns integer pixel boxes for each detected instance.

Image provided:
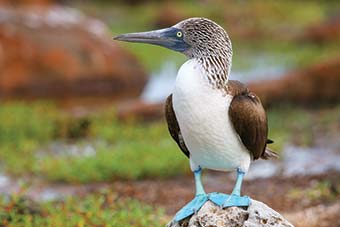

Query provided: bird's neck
[196,55,231,89]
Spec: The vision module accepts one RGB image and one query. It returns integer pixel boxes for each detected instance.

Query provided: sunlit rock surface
[167,200,293,227]
[0,6,147,99]
[249,57,340,107]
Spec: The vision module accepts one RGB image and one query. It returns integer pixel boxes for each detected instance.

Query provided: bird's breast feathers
[173,59,251,172]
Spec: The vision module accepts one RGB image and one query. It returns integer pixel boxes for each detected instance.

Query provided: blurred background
[0,0,339,226]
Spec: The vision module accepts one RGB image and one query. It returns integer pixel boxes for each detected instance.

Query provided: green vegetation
[0,102,188,183]
[288,180,339,203]
[0,192,165,227]
[267,105,340,151]
[1,102,339,183]
[0,102,57,175]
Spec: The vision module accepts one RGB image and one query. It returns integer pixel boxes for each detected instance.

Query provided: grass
[0,192,166,227]
[0,102,57,175]
[267,106,314,151]
[0,101,339,183]
[0,102,189,183]
[267,105,340,151]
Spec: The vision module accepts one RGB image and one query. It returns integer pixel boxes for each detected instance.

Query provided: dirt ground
[2,170,339,226]
[2,166,339,226]
[110,171,340,227]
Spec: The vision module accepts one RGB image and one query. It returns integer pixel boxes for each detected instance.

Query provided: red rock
[249,57,340,107]
[153,2,186,28]
[0,0,53,6]
[0,6,147,99]
[301,16,340,43]
[116,99,164,122]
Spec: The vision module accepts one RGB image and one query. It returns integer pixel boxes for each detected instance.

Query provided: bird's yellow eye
[176,31,183,38]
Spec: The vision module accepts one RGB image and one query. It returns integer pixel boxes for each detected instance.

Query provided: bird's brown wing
[228,80,277,160]
[165,94,190,158]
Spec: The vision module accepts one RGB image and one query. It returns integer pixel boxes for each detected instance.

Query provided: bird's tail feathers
[266,139,274,144]
[262,148,279,159]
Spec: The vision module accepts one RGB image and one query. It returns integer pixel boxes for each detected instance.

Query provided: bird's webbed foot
[209,192,250,208]
[209,168,250,208]
[174,193,209,222]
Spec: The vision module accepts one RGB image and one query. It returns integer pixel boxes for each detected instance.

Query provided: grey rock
[167,200,294,227]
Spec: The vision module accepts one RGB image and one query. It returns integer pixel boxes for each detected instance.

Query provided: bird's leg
[174,167,208,222]
[221,168,250,208]
[209,168,250,208]
[231,168,244,196]
[194,167,205,195]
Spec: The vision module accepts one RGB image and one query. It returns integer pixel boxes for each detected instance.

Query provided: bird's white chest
[172,59,250,172]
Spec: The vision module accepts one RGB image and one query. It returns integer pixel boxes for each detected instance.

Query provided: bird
[114,17,278,222]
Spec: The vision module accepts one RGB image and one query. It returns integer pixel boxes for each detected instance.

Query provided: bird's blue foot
[209,168,250,208]
[174,193,209,222]
[174,167,208,222]
[173,167,251,222]
[209,192,250,207]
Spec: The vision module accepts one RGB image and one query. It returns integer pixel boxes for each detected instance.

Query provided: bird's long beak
[114,27,174,46]
[113,27,190,52]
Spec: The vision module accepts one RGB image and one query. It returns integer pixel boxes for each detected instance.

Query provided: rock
[116,99,164,122]
[0,6,147,99]
[153,2,186,28]
[249,57,340,107]
[167,200,294,227]
[301,15,340,44]
[0,0,53,6]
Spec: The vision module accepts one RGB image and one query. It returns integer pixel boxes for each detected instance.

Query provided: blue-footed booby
[114,17,278,222]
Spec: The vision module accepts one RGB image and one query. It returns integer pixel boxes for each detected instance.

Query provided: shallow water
[230,53,289,83]
[282,145,340,177]
[141,61,177,103]
[0,175,9,188]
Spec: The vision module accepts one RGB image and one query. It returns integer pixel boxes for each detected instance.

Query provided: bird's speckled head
[173,18,233,88]
[114,17,233,88]
[173,18,232,59]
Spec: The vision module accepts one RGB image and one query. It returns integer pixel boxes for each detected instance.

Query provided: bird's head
[114,17,232,59]
[114,18,233,88]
